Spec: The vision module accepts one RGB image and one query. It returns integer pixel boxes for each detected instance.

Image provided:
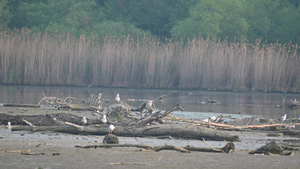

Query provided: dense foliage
[1,0,299,44]
[0,0,299,92]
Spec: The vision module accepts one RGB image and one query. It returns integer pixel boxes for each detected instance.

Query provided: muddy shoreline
[1,107,300,169]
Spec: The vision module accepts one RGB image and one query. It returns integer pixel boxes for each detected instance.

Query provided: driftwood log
[0,113,100,126]
[12,121,239,141]
[2,103,239,141]
[76,141,235,153]
[126,104,184,126]
[285,98,300,109]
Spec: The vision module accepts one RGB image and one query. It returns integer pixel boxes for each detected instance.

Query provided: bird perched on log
[215,115,224,123]
[281,114,287,122]
[6,122,11,130]
[102,115,107,124]
[209,116,217,122]
[108,124,115,134]
[203,118,209,122]
[81,117,87,125]
[115,94,120,102]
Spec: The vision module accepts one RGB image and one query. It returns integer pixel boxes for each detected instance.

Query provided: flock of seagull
[4,93,121,135]
[3,93,300,134]
[79,93,121,134]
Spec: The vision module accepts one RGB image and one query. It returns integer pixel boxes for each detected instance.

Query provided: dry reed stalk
[0,29,299,92]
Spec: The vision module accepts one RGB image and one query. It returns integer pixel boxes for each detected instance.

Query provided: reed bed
[0,29,299,92]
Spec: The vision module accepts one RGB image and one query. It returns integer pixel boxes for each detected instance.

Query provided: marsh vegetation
[0,30,299,92]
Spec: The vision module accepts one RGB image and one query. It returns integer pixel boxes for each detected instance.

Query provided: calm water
[0,85,299,120]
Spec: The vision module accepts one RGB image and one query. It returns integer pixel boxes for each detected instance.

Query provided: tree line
[0,0,299,92]
[0,0,300,44]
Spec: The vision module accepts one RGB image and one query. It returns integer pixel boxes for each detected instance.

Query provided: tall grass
[0,28,299,92]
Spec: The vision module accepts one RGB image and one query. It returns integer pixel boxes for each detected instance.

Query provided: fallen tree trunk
[0,113,100,126]
[12,122,239,141]
[76,142,235,153]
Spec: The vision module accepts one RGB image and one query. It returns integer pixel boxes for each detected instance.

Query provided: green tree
[244,0,271,43]
[0,0,12,30]
[90,20,151,38]
[9,0,105,35]
[269,6,300,44]
[103,0,190,37]
[171,0,248,42]
[46,0,105,35]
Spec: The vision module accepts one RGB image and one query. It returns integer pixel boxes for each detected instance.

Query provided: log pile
[5,104,239,141]
[286,98,300,109]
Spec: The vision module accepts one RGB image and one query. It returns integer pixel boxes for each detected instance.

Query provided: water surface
[0,85,299,120]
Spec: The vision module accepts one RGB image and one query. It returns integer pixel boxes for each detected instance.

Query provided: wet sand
[1,126,300,169]
[1,106,300,169]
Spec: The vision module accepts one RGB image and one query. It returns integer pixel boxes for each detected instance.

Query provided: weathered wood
[286,98,300,109]
[76,143,154,150]
[207,122,300,130]
[0,113,100,126]
[1,103,40,108]
[4,103,239,141]
[153,145,190,153]
[184,142,235,153]
[57,103,98,111]
[12,122,239,141]
[76,142,234,153]
[281,129,300,137]
[126,104,183,127]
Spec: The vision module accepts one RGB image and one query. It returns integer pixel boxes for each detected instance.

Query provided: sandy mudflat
[1,126,300,169]
[1,106,300,169]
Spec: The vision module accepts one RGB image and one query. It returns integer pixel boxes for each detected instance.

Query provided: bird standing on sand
[281,114,287,122]
[102,115,107,124]
[81,117,87,125]
[108,124,115,134]
[115,94,120,102]
[6,122,11,130]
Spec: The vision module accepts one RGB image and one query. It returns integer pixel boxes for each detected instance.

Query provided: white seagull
[108,124,115,134]
[115,94,120,102]
[209,116,216,122]
[203,118,209,122]
[6,122,11,130]
[81,117,87,125]
[281,114,287,122]
[102,115,107,124]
